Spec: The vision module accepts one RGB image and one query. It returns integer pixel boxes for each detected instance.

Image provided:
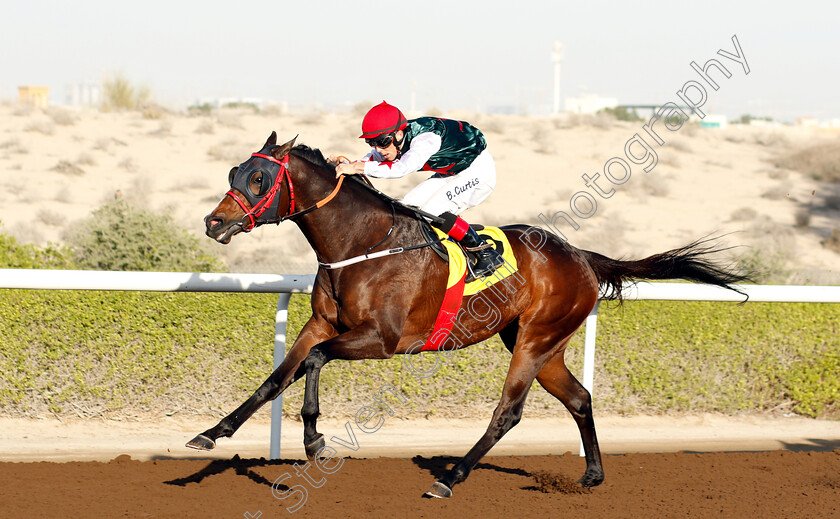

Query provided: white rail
[1,270,838,459]
[0,269,316,293]
[579,281,840,455]
[0,269,316,460]
[583,281,840,400]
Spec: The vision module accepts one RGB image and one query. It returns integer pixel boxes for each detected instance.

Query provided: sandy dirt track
[1,415,839,518]
[0,450,838,518]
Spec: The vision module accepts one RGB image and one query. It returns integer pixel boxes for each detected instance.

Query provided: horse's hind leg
[425,336,559,499]
[536,353,604,487]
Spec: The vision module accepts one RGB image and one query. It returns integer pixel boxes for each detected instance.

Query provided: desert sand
[1,103,838,282]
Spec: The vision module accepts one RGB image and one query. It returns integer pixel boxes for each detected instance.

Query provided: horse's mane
[290,144,333,170]
[287,143,442,225]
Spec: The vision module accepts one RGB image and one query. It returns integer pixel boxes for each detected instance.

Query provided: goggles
[365,133,395,149]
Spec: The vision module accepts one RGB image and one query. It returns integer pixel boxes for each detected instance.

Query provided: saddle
[419,219,450,262]
[416,221,520,352]
[419,219,489,272]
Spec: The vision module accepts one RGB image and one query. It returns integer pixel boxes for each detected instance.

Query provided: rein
[227,151,440,268]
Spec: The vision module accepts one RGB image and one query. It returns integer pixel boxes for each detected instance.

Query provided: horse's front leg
[186,314,336,451]
[300,323,393,459]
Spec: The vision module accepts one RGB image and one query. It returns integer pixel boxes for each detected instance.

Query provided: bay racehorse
[189,132,748,498]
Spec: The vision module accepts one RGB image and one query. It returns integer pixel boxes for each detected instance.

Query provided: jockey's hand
[335,161,365,178]
[327,155,346,166]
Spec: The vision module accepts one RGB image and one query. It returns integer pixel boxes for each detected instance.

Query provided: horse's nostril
[207,217,222,229]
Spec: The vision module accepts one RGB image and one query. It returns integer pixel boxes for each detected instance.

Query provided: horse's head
[204,132,297,243]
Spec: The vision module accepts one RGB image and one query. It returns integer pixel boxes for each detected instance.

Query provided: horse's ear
[264,131,278,148]
[272,134,298,160]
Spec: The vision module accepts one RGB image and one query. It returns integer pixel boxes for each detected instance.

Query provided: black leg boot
[458,227,505,283]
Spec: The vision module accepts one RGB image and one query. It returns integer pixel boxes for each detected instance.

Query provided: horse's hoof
[423,481,452,499]
[185,434,216,451]
[304,434,325,460]
[577,470,605,488]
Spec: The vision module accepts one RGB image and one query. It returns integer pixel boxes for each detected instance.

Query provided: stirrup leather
[463,242,493,252]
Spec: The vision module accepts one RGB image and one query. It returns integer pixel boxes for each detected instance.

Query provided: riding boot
[431,212,505,283]
[458,227,506,283]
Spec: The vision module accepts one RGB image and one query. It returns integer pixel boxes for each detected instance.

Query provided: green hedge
[1,289,836,420]
[593,300,839,417]
[0,289,281,416]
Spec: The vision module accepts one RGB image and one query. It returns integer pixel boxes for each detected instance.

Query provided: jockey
[333,101,505,282]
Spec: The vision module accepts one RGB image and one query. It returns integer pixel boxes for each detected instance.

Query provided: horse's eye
[249,172,267,196]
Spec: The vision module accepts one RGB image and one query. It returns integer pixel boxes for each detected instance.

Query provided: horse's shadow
[162,454,533,491]
[411,455,531,480]
[779,438,840,452]
[163,454,295,490]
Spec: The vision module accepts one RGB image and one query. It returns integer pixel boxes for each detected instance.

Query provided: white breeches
[400,149,496,216]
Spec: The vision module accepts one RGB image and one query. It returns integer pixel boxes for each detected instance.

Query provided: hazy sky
[2,1,837,121]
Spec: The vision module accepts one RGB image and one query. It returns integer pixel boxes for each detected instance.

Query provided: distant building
[748,118,784,129]
[700,114,728,129]
[18,86,49,108]
[564,93,618,114]
[65,81,102,107]
[795,116,818,127]
[485,104,518,115]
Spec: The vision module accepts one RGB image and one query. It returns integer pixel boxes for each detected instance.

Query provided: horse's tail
[582,236,751,302]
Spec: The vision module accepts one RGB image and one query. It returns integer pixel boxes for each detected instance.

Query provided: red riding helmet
[359,101,407,139]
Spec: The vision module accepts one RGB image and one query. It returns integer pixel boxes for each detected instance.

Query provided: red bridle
[225,152,347,232]
[225,153,295,232]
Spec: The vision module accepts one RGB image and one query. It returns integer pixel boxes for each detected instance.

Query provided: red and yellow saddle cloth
[420,226,519,352]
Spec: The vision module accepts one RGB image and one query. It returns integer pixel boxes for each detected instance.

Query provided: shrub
[194,121,214,135]
[101,73,151,111]
[187,103,213,116]
[75,153,97,166]
[36,209,64,227]
[208,140,251,163]
[117,157,138,173]
[530,121,556,154]
[730,207,757,222]
[669,139,692,153]
[822,227,840,254]
[222,101,259,113]
[0,225,76,269]
[63,200,225,272]
[51,160,85,176]
[598,106,644,122]
[794,208,811,228]
[761,183,790,200]
[0,138,27,154]
[24,121,55,135]
[45,108,77,126]
[731,218,795,283]
[732,245,790,284]
[775,140,840,182]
